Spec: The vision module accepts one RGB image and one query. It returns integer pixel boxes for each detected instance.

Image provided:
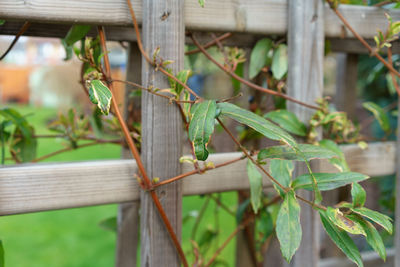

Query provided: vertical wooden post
[335,53,358,120]
[140,1,184,266]
[116,43,142,267]
[287,1,324,267]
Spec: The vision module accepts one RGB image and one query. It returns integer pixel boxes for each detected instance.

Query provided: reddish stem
[185,32,233,55]
[189,34,320,110]
[0,22,30,60]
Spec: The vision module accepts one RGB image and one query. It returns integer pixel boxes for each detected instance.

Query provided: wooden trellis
[0,1,400,266]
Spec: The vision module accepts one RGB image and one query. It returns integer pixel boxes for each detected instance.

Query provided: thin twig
[31,140,115,163]
[189,33,320,110]
[191,195,211,240]
[98,26,189,267]
[205,215,255,267]
[126,0,200,99]
[111,79,195,103]
[209,194,235,217]
[374,0,399,7]
[153,155,245,188]
[185,32,233,55]
[329,5,400,79]
[0,22,31,60]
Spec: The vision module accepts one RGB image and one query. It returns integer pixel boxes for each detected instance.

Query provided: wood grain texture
[139,0,184,266]
[0,142,395,216]
[335,53,358,120]
[286,1,324,267]
[320,248,394,267]
[115,43,142,267]
[0,1,398,38]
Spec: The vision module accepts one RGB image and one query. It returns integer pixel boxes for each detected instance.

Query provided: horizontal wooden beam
[320,248,394,267]
[0,142,395,216]
[0,1,398,39]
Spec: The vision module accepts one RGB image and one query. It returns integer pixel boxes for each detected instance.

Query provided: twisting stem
[0,22,30,60]
[189,33,320,110]
[329,5,400,79]
[185,32,233,55]
[98,26,189,267]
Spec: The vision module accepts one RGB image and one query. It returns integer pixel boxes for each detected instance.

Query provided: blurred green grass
[0,105,237,266]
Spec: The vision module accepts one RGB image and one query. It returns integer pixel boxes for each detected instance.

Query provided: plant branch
[125,0,200,99]
[209,194,235,217]
[98,26,189,267]
[328,4,400,79]
[185,32,233,55]
[189,33,320,110]
[0,22,30,60]
[111,79,194,103]
[153,155,245,188]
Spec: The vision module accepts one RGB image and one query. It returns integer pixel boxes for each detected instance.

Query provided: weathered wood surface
[335,53,358,120]
[139,0,184,266]
[286,1,324,267]
[0,142,395,216]
[320,248,394,267]
[0,1,398,39]
[115,42,141,267]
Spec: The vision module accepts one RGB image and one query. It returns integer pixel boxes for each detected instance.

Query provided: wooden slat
[320,248,394,267]
[395,99,400,267]
[0,1,398,39]
[0,142,395,216]
[139,0,184,265]
[286,1,324,267]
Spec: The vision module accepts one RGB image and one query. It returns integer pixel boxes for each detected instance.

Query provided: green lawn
[0,105,237,266]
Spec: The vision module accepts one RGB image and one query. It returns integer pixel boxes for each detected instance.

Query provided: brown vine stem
[189,33,320,110]
[153,155,245,188]
[125,0,200,99]
[217,118,327,211]
[98,26,189,267]
[204,195,280,267]
[31,140,118,163]
[0,21,30,60]
[209,194,236,217]
[185,32,233,55]
[111,79,194,103]
[329,4,400,79]
[374,0,399,7]
[205,214,255,267]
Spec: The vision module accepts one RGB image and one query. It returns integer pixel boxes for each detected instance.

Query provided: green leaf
[236,198,250,223]
[247,159,263,213]
[232,62,244,94]
[351,207,393,234]
[349,214,386,261]
[258,144,338,162]
[188,100,217,161]
[0,240,4,267]
[169,70,192,96]
[217,103,298,149]
[362,102,390,134]
[318,139,349,172]
[351,183,366,208]
[10,127,37,162]
[61,39,73,61]
[276,191,301,262]
[326,207,366,236]
[249,38,272,79]
[0,108,32,138]
[198,0,205,7]
[292,172,369,191]
[271,44,288,80]
[0,20,5,26]
[319,210,363,267]
[270,159,293,197]
[99,216,117,232]
[64,25,91,46]
[264,109,307,136]
[88,80,112,115]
